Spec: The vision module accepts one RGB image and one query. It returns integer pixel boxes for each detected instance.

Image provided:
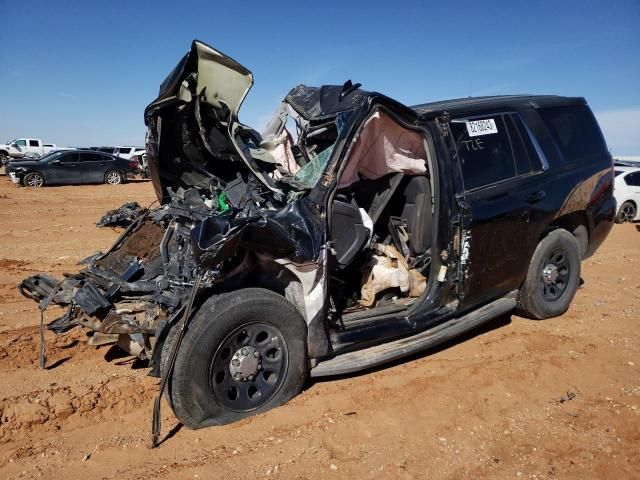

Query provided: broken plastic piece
[97,201,144,228]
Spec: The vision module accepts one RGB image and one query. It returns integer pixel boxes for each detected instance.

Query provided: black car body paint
[20,40,614,392]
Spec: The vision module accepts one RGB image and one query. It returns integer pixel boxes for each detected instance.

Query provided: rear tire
[23,172,44,187]
[616,201,636,223]
[167,288,308,429]
[515,229,581,320]
[105,170,123,185]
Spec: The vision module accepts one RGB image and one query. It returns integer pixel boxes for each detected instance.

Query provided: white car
[114,146,145,160]
[614,166,640,223]
[0,138,59,161]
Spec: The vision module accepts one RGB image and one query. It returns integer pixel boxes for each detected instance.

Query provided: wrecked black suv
[21,41,615,432]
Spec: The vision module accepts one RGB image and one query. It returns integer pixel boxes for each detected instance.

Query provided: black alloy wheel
[165,288,308,429]
[516,229,581,320]
[540,248,571,301]
[209,322,288,412]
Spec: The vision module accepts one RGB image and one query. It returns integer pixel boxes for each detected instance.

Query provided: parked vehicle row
[0,138,68,164]
[5,149,139,187]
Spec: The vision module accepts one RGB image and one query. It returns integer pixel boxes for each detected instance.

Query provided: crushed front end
[19,40,350,370]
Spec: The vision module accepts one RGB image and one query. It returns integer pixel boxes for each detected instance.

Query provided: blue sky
[0,0,638,154]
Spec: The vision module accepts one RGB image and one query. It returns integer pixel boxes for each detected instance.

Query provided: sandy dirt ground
[0,173,638,480]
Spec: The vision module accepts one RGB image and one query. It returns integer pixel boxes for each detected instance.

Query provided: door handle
[526,190,546,203]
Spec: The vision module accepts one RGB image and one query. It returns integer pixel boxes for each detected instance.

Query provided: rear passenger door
[78,151,107,183]
[451,113,549,309]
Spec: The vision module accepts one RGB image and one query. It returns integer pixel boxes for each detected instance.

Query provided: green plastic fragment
[217,191,230,212]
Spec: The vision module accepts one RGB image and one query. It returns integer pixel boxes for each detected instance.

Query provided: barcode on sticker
[466,119,498,137]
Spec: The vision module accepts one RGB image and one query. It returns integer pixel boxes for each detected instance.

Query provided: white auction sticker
[466,119,498,137]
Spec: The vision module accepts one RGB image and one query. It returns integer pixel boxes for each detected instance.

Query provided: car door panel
[47,152,82,184]
[79,152,105,183]
[451,113,547,309]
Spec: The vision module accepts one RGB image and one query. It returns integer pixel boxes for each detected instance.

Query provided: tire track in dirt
[0,373,157,444]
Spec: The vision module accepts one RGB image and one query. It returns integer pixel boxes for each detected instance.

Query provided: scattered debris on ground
[96,201,143,228]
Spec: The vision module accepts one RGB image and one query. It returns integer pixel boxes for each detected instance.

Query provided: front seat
[400,176,433,256]
[330,199,370,270]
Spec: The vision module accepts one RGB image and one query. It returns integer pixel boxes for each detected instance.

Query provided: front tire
[105,170,123,185]
[616,201,637,223]
[516,229,581,320]
[23,172,44,187]
[167,288,308,429]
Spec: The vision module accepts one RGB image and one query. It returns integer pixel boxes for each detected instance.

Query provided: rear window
[538,105,608,164]
[625,172,640,186]
[451,113,543,191]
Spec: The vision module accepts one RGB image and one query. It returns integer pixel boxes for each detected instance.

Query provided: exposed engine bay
[20,40,437,366]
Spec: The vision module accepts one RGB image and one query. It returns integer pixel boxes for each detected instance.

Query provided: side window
[538,105,608,163]
[59,153,78,163]
[504,115,533,176]
[16,140,26,147]
[451,115,516,191]
[625,172,640,187]
[29,140,39,147]
[78,152,98,162]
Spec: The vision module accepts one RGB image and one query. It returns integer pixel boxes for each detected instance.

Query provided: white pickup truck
[0,138,59,164]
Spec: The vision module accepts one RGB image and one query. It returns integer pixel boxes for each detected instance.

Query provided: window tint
[29,140,39,147]
[15,140,26,147]
[451,116,516,190]
[118,147,132,154]
[78,152,99,162]
[538,105,608,163]
[625,172,640,187]
[504,115,533,176]
[59,152,78,163]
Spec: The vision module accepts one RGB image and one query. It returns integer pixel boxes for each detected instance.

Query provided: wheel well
[618,199,637,210]
[23,170,44,181]
[543,212,589,258]
[209,251,307,319]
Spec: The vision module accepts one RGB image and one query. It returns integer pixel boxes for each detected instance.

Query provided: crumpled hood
[145,40,253,119]
[144,40,257,204]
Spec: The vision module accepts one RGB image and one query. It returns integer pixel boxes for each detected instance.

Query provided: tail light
[128,160,138,169]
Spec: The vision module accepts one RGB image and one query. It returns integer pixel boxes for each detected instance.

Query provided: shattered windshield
[252,103,346,193]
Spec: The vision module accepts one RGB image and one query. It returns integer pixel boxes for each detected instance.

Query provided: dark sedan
[7,150,138,187]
